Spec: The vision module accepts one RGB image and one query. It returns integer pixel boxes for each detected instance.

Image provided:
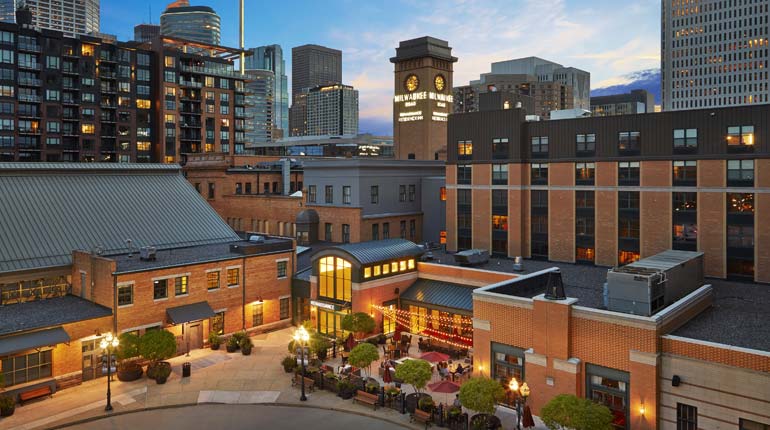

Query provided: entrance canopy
[167,301,216,324]
[0,326,70,356]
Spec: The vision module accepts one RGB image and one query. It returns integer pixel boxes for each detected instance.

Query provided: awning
[0,327,70,356]
[166,301,216,324]
[400,278,476,312]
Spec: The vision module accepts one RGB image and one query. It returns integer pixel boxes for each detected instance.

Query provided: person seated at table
[338,363,352,375]
[438,362,450,379]
[452,363,465,380]
[453,394,462,408]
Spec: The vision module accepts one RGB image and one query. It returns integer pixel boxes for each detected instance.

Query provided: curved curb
[48,402,414,430]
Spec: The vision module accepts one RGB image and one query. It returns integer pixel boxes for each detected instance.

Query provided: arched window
[318,256,351,302]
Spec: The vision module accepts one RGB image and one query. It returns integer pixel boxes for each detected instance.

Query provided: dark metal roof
[0,327,70,356]
[166,301,215,324]
[0,163,240,274]
[322,239,424,265]
[400,278,476,312]
[0,295,112,336]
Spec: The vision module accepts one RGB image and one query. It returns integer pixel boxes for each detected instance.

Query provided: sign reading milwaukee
[394,91,454,104]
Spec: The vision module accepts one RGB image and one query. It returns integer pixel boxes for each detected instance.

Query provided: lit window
[726,125,754,149]
[373,265,381,276]
[407,259,415,270]
[164,56,175,67]
[165,114,175,123]
[81,44,94,56]
[207,271,220,290]
[391,262,398,273]
[364,267,371,279]
[81,124,94,134]
[399,260,407,271]
[382,264,390,275]
[457,140,472,157]
[136,141,150,151]
[165,86,176,96]
[440,187,446,201]
[136,99,151,109]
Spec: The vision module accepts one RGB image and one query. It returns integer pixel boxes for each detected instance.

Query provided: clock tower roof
[390,36,458,63]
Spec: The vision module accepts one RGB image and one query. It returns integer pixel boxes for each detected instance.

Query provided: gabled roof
[0,163,240,274]
[400,278,476,312]
[317,239,424,266]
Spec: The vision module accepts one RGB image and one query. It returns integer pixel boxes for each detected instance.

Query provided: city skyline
[101,0,661,135]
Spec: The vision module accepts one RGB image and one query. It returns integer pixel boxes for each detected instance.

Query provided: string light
[371,305,474,350]
[371,304,473,325]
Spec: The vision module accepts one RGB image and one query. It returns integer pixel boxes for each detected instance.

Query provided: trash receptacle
[182,362,191,377]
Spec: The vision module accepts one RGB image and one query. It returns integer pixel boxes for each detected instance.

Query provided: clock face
[405,74,419,92]
[434,74,445,92]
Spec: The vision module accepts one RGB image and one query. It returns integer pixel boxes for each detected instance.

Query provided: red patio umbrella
[522,405,536,428]
[428,380,461,404]
[420,351,450,362]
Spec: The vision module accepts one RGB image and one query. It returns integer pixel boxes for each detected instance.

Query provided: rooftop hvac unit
[605,250,704,316]
[139,246,157,261]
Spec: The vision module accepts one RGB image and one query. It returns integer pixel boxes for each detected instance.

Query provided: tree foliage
[138,330,177,364]
[116,332,141,361]
[458,377,505,415]
[348,342,380,376]
[394,359,432,393]
[340,312,376,337]
[540,394,614,430]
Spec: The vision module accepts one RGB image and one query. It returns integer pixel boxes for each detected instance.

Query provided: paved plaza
[1,327,546,430]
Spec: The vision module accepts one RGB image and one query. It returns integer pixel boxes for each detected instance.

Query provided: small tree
[340,312,376,338]
[459,377,505,415]
[116,332,141,370]
[540,394,613,430]
[348,342,379,377]
[138,329,177,365]
[395,359,432,394]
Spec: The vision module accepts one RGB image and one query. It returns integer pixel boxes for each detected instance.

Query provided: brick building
[446,103,770,283]
[0,163,294,400]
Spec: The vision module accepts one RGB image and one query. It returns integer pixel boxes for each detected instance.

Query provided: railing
[18,128,41,135]
[180,64,241,78]
[18,78,41,86]
[179,80,203,88]
[18,94,41,102]
[18,62,41,70]
[18,43,41,52]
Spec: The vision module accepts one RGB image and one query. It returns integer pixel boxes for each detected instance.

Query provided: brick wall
[662,336,770,373]
[446,165,458,252]
[472,164,491,251]
[548,163,575,262]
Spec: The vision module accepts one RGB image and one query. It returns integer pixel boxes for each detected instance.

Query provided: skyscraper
[306,84,358,136]
[487,57,590,110]
[134,24,160,43]
[244,69,275,146]
[160,0,220,46]
[290,44,342,136]
[1,0,100,37]
[245,45,288,138]
[662,0,769,111]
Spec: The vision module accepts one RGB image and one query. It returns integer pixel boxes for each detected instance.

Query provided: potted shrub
[418,396,435,412]
[240,336,253,355]
[226,336,239,353]
[232,330,247,345]
[337,379,356,399]
[0,395,14,418]
[540,394,613,430]
[208,332,222,350]
[348,343,379,377]
[365,381,380,394]
[323,372,339,393]
[459,377,505,430]
[281,356,296,373]
[310,332,331,361]
[116,332,143,382]
[155,364,172,384]
[395,358,432,412]
[139,330,177,380]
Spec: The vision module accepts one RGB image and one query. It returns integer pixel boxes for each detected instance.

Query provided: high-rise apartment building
[591,89,655,116]
[305,84,358,136]
[1,0,100,37]
[488,57,590,109]
[160,1,220,46]
[290,44,341,136]
[134,24,160,43]
[0,20,152,162]
[244,68,274,146]
[662,0,769,111]
[245,45,288,138]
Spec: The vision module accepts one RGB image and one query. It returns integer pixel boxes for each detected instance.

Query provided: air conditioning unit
[139,246,157,261]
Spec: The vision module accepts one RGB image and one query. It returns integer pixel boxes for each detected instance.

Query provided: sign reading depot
[394,91,453,123]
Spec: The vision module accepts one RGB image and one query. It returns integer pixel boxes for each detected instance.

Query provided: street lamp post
[100,332,119,412]
[293,326,310,402]
[509,378,531,430]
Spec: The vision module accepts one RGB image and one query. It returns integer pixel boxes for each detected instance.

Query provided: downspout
[242,256,247,330]
[113,274,118,333]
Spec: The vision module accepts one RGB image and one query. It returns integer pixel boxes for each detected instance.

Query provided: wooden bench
[19,385,52,404]
[56,378,81,391]
[291,374,315,392]
[353,390,378,410]
[411,408,432,429]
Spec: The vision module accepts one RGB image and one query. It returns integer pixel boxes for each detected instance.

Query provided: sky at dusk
[101,0,662,135]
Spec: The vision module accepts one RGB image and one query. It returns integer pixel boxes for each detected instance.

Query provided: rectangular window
[277,261,287,278]
[727,225,754,248]
[383,223,390,239]
[227,268,239,286]
[174,276,188,295]
[164,56,175,67]
[575,162,595,184]
[676,403,698,430]
[370,185,379,204]
[618,131,640,154]
[252,303,263,326]
[0,350,52,387]
[619,218,640,239]
[280,297,290,320]
[457,164,472,185]
[45,56,60,69]
[399,185,407,202]
[325,185,333,203]
[400,220,407,239]
[726,125,754,151]
[0,49,13,64]
[372,224,379,240]
[457,140,472,159]
[531,136,548,154]
[727,160,754,187]
[740,419,770,430]
[673,128,698,152]
[492,138,509,159]
[136,69,150,81]
[342,224,350,243]
[531,163,548,184]
[576,133,596,154]
[492,215,508,231]
[46,89,60,101]
[343,186,351,204]
[618,191,640,210]
[308,185,316,203]
[207,271,220,290]
[208,183,215,199]
[409,220,416,239]
[440,187,446,201]
[727,193,754,214]
[153,279,168,300]
[576,247,595,262]
[618,161,640,185]
[576,190,595,208]
[492,164,508,185]
[118,284,133,306]
[576,216,595,236]
[324,223,332,241]
[673,161,697,186]
[673,192,697,212]
[210,312,224,335]
[409,184,416,201]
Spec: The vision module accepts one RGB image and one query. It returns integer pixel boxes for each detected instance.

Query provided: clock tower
[390,37,457,160]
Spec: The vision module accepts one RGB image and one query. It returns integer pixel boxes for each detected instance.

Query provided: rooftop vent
[544,269,566,300]
[249,235,265,243]
[139,246,157,261]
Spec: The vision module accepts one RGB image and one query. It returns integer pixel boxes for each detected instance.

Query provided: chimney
[544,269,566,300]
[281,159,290,196]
